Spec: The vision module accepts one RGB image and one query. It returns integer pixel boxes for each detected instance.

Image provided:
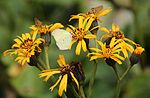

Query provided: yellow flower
[39,55,79,96]
[100,23,136,58]
[67,16,98,55]
[30,19,64,34]
[4,31,44,65]
[133,45,144,55]
[70,5,112,22]
[88,37,125,64]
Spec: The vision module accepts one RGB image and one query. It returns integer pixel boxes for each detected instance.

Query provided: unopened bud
[130,45,144,66]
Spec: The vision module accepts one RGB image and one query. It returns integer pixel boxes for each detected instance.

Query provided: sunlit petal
[58,74,68,96]
[76,40,82,55]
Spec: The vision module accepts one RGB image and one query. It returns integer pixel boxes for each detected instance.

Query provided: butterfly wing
[52,29,72,50]
[34,18,43,27]
[52,29,63,42]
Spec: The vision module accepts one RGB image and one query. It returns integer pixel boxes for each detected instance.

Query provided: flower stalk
[87,60,98,98]
[44,46,50,69]
[114,64,132,98]
[79,85,86,98]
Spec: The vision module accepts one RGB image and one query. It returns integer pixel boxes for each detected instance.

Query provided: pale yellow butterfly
[52,29,72,50]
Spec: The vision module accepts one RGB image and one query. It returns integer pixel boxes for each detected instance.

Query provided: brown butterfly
[34,17,43,27]
[87,5,103,14]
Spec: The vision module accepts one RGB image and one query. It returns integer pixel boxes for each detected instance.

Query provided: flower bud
[28,51,40,66]
[130,45,144,66]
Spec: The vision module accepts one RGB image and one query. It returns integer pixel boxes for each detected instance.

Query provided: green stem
[113,65,120,80]
[113,65,121,98]
[38,57,46,66]
[87,38,98,98]
[36,64,44,71]
[115,80,121,98]
[87,60,98,98]
[44,46,50,69]
[114,64,132,98]
[120,65,132,81]
[71,84,80,98]
[79,85,86,98]
[37,59,46,70]
[35,58,46,71]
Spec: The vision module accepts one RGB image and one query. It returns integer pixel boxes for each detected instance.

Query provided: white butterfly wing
[52,29,72,50]
[52,29,62,42]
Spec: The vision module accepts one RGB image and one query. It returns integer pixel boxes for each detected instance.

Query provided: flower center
[61,65,75,74]
[103,48,112,58]
[21,39,34,50]
[111,31,124,39]
[73,28,86,40]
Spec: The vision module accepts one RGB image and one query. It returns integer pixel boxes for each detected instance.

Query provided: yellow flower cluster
[4,31,44,65]
[3,5,145,97]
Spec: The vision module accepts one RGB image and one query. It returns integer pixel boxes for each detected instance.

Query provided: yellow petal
[90,26,100,32]
[39,70,61,81]
[32,31,37,41]
[58,74,68,96]
[112,23,116,32]
[90,55,103,61]
[57,55,66,66]
[100,27,110,33]
[68,39,77,49]
[69,15,81,21]
[70,72,79,89]
[110,37,116,48]
[84,34,96,39]
[68,25,76,31]
[110,56,122,64]
[124,38,136,45]
[14,38,22,45]
[83,17,90,27]
[49,23,64,32]
[96,40,104,49]
[50,75,62,91]
[79,16,84,29]
[76,40,82,55]
[12,43,20,48]
[82,39,87,52]
[97,8,112,17]
[89,48,102,52]
[66,27,73,34]
[101,34,112,39]
[126,43,134,53]
[85,18,94,31]
[30,25,37,31]
[122,48,128,58]
[114,54,125,60]
[115,24,120,31]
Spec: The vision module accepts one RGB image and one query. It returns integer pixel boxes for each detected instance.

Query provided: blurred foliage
[0,0,150,98]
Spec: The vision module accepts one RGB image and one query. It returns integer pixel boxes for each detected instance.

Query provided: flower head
[100,23,136,58]
[39,55,79,96]
[67,16,98,55]
[70,5,112,22]
[130,45,144,66]
[4,31,44,65]
[88,37,125,64]
[133,45,144,55]
[30,18,64,34]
